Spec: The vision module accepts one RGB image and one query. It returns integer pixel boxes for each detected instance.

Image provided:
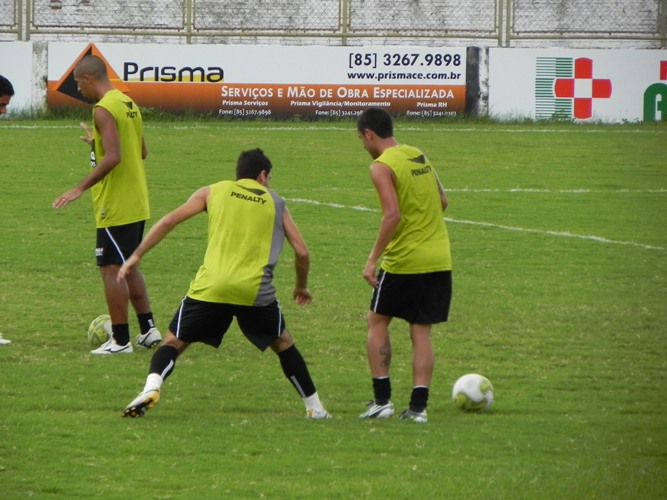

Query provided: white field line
[3,123,666,136]
[448,188,667,194]
[5,124,663,248]
[287,197,665,251]
[448,218,665,251]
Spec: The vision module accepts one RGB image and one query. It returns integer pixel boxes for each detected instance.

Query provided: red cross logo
[553,58,612,119]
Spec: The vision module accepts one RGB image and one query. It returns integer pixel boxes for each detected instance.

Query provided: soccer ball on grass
[452,373,494,412]
[87,314,111,346]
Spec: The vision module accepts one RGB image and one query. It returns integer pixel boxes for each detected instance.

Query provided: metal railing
[1,0,665,48]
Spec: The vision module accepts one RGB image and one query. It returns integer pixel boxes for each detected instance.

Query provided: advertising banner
[488,48,667,123]
[48,43,467,118]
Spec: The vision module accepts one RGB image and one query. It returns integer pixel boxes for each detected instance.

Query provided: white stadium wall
[1,1,665,121]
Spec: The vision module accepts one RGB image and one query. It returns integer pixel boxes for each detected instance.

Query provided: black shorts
[370,270,452,325]
[96,221,146,266]
[169,296,287,351]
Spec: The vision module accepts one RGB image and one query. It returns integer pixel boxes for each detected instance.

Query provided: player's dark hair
[0,75,15,97]
[236,148,273,180]
[356,107,393,138]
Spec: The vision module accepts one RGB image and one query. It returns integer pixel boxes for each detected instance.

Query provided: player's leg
[359,311,395,418]
[399,271,450,423]
[361,270,405,418]
[125,268,150,315]
[125,268,161,348]
[100,264,128,324]
[270,330,331,419]
[92,223,158,353]
[123,331,189,417]
[410,322,434,387]
[124,298,230,417]
[398,322,433,423]
[91,263,133,353]
[123,221,161,347]
[238,301,330,419]
[366,311,392,378]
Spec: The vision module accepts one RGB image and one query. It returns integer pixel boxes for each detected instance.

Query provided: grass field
[0,118,665,498]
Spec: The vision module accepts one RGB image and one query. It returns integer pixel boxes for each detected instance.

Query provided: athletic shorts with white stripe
[370,270,452,324]
[95,221,146,266]
[168,296,287,351]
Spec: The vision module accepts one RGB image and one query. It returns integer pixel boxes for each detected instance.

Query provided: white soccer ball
[87,314,111,346]
[452,373,494,412]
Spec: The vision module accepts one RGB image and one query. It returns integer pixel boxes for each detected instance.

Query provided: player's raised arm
[118,187,209,282]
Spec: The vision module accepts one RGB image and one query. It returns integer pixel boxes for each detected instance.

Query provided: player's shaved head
[74,55,108,80]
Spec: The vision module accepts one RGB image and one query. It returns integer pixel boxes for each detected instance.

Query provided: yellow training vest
[375,145,452,274]
[90,89,149,228]
[187,179,285,306]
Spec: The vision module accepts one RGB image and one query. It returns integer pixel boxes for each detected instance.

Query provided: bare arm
[283,206,312,305]
[52,107,121,209]
[434,170,449,211]
[79,122,93,145]
[363,162,401,287]
[117,187,209,282]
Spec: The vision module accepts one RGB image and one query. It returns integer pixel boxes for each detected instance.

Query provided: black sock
[409,386,429,412]
[149,345,178,381]
[111,323,130,346]
[278,345,316,398]
[137,312,155,335]
[372,377,391,405]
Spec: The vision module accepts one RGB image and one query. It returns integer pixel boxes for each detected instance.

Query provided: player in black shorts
[357,108,453,423]
[118,148,330,420]
[52,55,161,355]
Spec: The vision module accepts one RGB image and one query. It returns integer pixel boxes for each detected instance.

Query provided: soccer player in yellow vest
[52,55,161,354]
[117,148,331,420]
[356,107,452,423]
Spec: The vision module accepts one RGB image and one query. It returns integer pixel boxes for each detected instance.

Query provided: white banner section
[489,48,667,123]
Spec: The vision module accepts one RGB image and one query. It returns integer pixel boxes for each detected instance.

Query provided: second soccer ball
[87,314,111,347]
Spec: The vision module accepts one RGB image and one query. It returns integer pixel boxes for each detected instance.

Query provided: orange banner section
[48,82,466,118]
[219,84,465,118]
[47,81,222,112]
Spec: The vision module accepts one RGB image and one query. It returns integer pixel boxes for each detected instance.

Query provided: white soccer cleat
[90,337,133,355]
[136,327,162,349]
[398,408,428,424]
[359,401,394,419]
[306,408,332,420]
[123,388,160,418]
[0,333,11,345]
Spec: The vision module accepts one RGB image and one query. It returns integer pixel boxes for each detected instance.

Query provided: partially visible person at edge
[52,55,161,354]
[117,148,331,420]
[0,74,14,116]
[0,74,15,346]
[356,107,453,424]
